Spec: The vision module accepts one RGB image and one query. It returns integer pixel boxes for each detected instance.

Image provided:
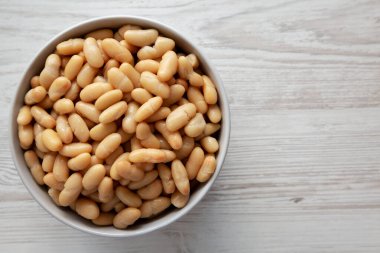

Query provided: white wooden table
[1,0,380,252]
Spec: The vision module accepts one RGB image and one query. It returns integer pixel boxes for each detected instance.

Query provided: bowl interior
[10,16,230,237]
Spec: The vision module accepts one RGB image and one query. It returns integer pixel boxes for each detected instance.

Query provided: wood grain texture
[1,0,380,252]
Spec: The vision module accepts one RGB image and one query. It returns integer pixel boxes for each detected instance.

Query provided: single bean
[200,136,219,153]
[64,55,84,81]
[185,147,205,180]
[196,154,216,182]
[207,104,222,123]
[24,86,47,105]
[39,54,61,89]
[187,87,208,113]
[135,59,159,73]
[124,29,158,47]
[76,198,100,220]
[24,150,45,185]
[202,75,218,104]
[48,77,71,101]
[131,88,153,104]
[171,190,189,208]
[134,96,163,122]
[99,101,127,124]
[95,133,121,159]
[140,197,171,218]
[98,176,114,203]
[101,38,133,64]
[140,71,170,98]
[129,149,175,163]
[122,102,139,134]
[83,37,104,68]
[68,113,90,142]
[56,38,84,55]
[77,63,98,88]
[128,170,158,190]
[113,207,141,229]
[59,172,82,206]
[171,159,190,195]
[42,129,63,152]
[59,143,92,157]
[68,152,91,171]
[89,122,117,141]
[42,152,57,172]
[53,98,74,114]
[92,212,114,226]
[116,186,142,207]
[18,124,34,149]
[157,51,178,82]
[17,106,32,125]
[155,120,182,150]
[137,179,162,200]
[53,154,69,182]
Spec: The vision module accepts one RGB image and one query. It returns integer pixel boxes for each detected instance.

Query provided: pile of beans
[17,25,222,229]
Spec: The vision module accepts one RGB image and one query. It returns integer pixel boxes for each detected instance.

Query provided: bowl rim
[9,15,231,237]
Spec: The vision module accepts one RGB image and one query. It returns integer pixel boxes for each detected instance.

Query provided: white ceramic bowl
[9,16,230,237]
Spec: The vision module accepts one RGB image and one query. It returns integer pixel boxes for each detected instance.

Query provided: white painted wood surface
[1,0,380,252]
